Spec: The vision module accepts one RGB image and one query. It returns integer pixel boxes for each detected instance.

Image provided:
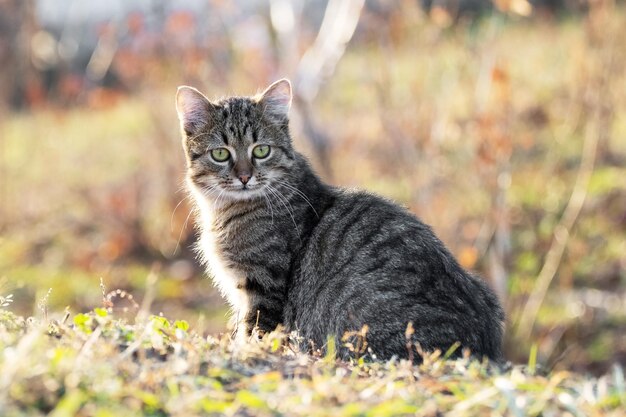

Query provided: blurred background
[0,0,624,375]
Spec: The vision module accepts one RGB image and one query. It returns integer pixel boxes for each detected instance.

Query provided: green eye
[211,148,230,162]
[253,145,270,159]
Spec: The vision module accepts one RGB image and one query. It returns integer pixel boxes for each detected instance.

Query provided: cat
[175,79,504,362]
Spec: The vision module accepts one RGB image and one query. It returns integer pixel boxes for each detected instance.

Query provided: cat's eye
[252,145,270,159]
[211,148,230,162]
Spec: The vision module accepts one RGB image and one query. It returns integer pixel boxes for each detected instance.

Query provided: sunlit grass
[0,304,624,416]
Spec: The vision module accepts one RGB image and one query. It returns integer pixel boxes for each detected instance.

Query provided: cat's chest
[198,225,249,313]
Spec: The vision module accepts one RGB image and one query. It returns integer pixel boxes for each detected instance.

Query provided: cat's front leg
[227,290,283,343]
[242,288,285,337]
[229,309,251,344]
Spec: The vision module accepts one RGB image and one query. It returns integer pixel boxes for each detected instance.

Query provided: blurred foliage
[0,0,625,378]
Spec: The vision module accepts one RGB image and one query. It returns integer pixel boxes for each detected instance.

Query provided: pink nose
[239,174,251,185]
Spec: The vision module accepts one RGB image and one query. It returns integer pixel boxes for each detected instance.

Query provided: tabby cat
[175,79,504,361]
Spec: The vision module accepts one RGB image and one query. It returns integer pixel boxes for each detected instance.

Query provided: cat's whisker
[273,179,319,218]
[202,183,220,195]
[199,183,220,200]
[266,187,293,231]
[170,195,191,233]
[266,184,300,240]
[186,131,213,143]
[261,190,275,225]
[213,188,226,210]
[173,207,195,256]
[172,184,219,256]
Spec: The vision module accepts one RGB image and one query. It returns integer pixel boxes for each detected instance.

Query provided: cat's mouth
[220,183,268,201]
[230,180,262,192]
[191,176,269,203]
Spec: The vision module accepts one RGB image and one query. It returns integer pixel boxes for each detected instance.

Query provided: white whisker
[186,131,212,143]
[273,179,319,218]
[173,184,219,256]
[173,207,195,256]
[170,195,190,233]
[262,191,275,225]
[266,184,300,242]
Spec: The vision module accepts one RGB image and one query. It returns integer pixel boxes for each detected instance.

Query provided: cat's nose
[238,174,251,185]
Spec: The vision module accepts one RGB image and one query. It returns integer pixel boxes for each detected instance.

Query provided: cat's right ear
[176,86,214,137]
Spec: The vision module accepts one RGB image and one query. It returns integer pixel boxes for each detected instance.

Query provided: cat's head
[175,79,295,203]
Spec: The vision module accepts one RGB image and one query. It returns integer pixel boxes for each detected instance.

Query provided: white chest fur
[190,185,250,323]
[198,228,248,311]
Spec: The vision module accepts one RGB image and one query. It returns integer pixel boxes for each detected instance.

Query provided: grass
[1,302,624,417]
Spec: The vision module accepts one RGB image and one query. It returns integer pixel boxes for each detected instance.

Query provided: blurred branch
[294,0,365,102]
[517,98,600,341]
[269,0,302,73]
[86,23,120,83]
[270,0,365,176]
[488,171,511,305]
[474,19,512,304]
[0,0,36,230]
[516,29,616,340]
[372,30,422,175]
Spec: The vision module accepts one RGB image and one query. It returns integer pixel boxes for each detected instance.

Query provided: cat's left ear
[176,86,214,137]
[257,79,292,123]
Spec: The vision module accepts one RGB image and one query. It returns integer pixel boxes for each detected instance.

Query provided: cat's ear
[257,79,292,122]
[176,86,214,137]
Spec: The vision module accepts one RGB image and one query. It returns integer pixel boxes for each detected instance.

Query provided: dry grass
[0,303,624,417]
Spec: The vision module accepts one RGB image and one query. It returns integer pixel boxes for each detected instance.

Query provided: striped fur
[176,80,504,361]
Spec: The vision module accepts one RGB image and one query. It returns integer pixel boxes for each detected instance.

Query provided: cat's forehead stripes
[218,98,257,143]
